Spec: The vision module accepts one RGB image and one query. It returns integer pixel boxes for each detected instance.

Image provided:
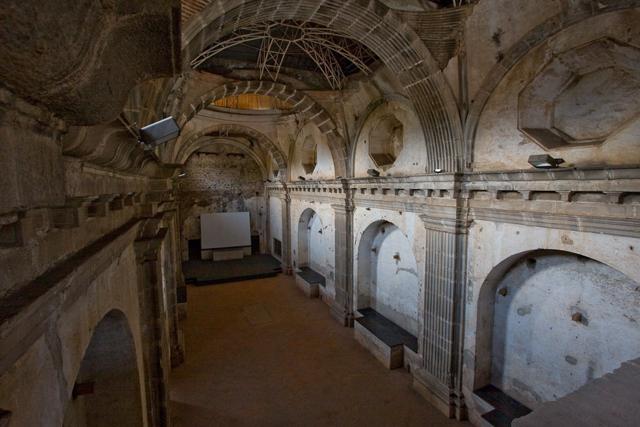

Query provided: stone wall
[177,144,265,258]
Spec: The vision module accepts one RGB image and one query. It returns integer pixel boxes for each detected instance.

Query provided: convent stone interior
[1,1,639,426]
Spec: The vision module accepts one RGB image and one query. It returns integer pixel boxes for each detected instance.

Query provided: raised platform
[294,267,325,298]
[183,254,281,286]
[513,358,640,427]
[354,308,418,369]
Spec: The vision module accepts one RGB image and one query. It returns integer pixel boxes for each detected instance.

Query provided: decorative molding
[471,208,640,239]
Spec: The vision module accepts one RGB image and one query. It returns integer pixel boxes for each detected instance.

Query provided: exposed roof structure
[191,21,377,90]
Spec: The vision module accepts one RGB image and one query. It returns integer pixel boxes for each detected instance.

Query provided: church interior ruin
[1,0,639,426]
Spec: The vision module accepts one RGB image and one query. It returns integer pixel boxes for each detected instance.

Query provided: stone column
[331,182,354,326]
[163,210,185,368]
[135,222,170,427]
[260,189,269,254]
[281,186,292,274]
[414,204,470,420]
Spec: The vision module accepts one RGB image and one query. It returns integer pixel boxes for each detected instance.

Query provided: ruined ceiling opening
[211,94,294,112]
[191,20,379,90]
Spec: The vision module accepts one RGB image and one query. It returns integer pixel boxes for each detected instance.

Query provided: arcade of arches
[1,1,639,426]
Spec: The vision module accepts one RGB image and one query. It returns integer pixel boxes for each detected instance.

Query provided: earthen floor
[170,274,467,426]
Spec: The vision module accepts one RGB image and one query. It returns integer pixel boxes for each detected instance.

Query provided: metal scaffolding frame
[191,21,373,90]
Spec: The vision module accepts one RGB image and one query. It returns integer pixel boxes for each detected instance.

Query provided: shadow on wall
[63,309,143,427]
[475,250,640,409]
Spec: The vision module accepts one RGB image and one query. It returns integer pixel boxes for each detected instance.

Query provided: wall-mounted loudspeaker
[139,117,180,148]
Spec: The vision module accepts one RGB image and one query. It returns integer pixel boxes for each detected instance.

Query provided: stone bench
[294,267,325,298]
[354,308,418,370]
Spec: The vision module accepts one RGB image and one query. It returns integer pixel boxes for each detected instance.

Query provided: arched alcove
[369,115,403,170]
[352,100,425,177]
[300,136,317,175]
[356,220,420,336]
[297,208,324,271]
[475,250,640,409]
[63,310,143,427]
[291,123,335,180]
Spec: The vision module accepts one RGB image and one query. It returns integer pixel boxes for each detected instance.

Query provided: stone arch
[355,219,420,335]
[182,0,463,172]
[463,2,640,168]
[473,249,640,408]
[63,309,143,427]
[174,124,287,177]
[181,136,269,179]
[178,80,348,177]
[296,208,324,269]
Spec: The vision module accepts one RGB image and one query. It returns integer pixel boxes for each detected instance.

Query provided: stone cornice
[0,218,142,374]
[265,168,640,238]
[471,208,640,239]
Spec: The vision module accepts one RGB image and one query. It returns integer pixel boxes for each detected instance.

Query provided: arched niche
[296,208,324,271]
[355,220,420,336]
[290,123,335,180]
[474,249,640,409]
[369,115,404,170]
[353,100,425,178]
[469,10,640,171]
[63,310,143,427]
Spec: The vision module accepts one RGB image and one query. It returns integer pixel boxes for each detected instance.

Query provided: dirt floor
[170,274,468,426]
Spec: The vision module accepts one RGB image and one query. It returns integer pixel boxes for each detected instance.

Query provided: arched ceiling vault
[184,137,269,179]
[174,123,288,178]
[182,0,464,173]
[172,80,348,177]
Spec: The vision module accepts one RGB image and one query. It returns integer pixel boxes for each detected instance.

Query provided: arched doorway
[356,220,420,336]
[63,310,143,427]
[297,208,324,272]
[475,250,640,409]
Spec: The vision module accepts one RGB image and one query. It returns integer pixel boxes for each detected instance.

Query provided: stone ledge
[354,320,404,370]
[0,219,141,374]
[294,272,319,298]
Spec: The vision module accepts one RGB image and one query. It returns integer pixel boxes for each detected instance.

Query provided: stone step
[482,409,512,427]
[475,385,531,426]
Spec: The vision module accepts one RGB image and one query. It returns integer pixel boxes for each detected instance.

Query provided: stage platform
[183,254,282,286]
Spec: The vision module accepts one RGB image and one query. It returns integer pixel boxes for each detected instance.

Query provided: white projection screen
[201,212,251,249]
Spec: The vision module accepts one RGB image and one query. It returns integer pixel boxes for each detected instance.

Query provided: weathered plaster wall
[0,89,65,215]
[465,0,562,100]
[490,252,640,409]
[472,8,640,170]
